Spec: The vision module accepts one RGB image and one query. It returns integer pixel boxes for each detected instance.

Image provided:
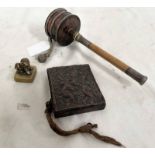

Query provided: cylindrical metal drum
[45,8,81,46]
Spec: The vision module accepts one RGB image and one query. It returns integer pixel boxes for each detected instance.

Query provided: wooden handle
[74,33,147,85]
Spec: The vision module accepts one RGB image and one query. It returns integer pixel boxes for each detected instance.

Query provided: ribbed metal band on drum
[45,8,81,46]
[45,8,66,37]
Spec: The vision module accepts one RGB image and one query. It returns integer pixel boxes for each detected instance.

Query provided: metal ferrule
[74,32,91,47]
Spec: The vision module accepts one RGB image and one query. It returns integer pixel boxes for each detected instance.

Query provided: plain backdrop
[0,8,155,148]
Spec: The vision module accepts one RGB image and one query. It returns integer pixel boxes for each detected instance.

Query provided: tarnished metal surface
[14,58,37,83]
[125,67,148,85]
[45,8,81,46]
[15,58,32,75]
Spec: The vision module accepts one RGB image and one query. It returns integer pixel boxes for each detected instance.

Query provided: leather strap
[45,101,125,147]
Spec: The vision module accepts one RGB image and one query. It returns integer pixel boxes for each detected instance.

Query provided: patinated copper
[47,64,106,118]
[45,8,80,46]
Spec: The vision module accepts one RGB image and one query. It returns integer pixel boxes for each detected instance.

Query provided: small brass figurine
[14,58,37,83]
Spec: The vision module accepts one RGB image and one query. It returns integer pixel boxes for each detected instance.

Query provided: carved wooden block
[47,64,106,118]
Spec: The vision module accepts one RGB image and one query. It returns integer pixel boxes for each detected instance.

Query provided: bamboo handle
[74,33,147,85]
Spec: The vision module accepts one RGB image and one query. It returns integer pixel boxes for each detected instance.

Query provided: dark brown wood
[47,64,106,118]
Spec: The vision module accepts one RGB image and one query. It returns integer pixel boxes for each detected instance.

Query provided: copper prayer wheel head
[45,8,81,46]
[45,8,148,85]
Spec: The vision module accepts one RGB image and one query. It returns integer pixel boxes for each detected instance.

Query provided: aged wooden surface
[47,65,106,118]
